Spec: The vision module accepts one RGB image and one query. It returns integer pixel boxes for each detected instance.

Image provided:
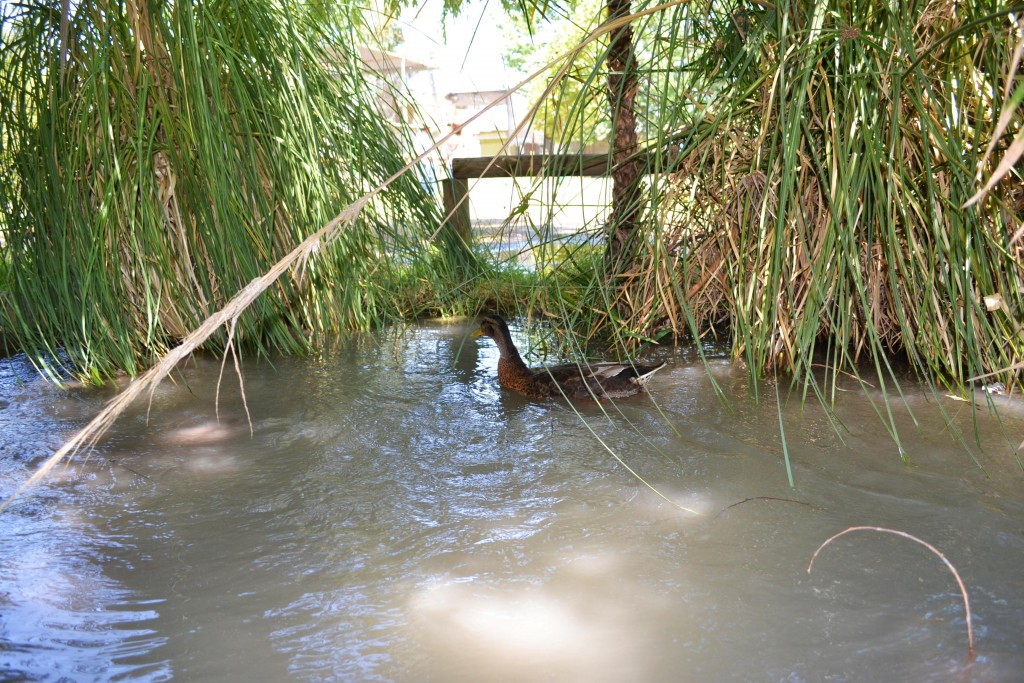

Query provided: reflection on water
[1,321,1023,682]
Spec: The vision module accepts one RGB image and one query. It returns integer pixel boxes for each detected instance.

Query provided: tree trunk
[604,0,642,304]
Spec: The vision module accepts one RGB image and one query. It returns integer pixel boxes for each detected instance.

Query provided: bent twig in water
[807,525,974,663]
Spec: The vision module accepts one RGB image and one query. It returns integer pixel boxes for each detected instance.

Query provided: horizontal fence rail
[440,150,680,239]
[451,153,612,179]
[441,154,611,240]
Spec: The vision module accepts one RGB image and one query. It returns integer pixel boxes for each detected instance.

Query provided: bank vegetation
[0,0,1021,403]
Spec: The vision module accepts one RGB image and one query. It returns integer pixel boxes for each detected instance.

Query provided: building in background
[445,90,544,157]
[357,46,543,162]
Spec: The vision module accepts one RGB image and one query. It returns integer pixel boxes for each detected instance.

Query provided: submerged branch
[712,496,818,521]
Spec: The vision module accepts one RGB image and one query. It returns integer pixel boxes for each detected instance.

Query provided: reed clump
[537,0,1022,394]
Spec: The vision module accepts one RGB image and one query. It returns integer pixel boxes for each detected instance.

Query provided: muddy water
[1,320,1022,682]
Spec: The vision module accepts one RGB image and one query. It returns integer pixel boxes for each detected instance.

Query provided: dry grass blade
[963,133,1024,210]
[0,198,368,513]
[807,525,974,663]
[963,28,1024,209]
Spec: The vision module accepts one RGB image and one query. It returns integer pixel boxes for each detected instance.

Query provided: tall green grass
[0,0,481,382]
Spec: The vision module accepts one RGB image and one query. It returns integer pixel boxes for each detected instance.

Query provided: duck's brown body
[473,315,665,400]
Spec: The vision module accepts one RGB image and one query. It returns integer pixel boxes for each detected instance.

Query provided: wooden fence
[441,154,611,241]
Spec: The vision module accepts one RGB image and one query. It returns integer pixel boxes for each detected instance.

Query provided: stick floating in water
[807,525,975,664]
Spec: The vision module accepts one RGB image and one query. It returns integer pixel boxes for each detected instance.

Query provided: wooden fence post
[442,177,472,244]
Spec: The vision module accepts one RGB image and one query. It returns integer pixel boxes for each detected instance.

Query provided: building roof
[357,46,432,74]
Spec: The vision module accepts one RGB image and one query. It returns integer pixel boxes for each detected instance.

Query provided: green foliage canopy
[0,0,474,382]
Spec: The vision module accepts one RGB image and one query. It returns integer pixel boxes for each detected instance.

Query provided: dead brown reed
[807,525,975,663]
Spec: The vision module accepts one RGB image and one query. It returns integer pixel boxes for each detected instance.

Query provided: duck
[471,314,665,400]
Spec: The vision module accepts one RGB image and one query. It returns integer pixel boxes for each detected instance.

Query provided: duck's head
[471,314,522,360]
[471,314,511,342]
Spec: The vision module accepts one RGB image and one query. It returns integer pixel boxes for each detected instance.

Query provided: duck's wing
[524,363,597,399]
[532,361,666,399]
[586,362,647,381]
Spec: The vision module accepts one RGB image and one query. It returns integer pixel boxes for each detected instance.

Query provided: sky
[394,0,525,91]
